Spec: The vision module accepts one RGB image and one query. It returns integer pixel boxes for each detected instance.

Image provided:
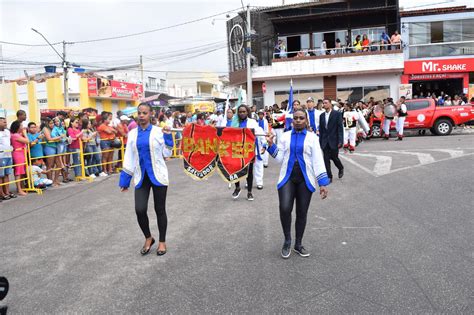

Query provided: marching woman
[231,105,266,200]
[257,109,269,170]
[119,103,174,256]
[265,109,329,259]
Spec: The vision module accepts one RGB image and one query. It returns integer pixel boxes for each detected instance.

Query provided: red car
[370,98,474,137]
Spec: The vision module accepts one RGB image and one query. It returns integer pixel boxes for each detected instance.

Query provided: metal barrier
[81,137,124,177]
[0,147,42,195]
[171,131,182,159]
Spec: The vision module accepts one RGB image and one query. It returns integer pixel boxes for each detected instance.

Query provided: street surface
[1,132,473,313]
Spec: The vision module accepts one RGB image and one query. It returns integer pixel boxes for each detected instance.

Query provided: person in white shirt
[111,111,122,128]
[0,117,15,200]
[265,108,329,259]
[257,110,269,171]
[396,96,408,141]
[342,103,359,152]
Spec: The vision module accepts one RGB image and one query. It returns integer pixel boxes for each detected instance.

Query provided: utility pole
[32,29,69,107]
[63,41,69,107]
[246,4,252,106]
[140,55,144,92]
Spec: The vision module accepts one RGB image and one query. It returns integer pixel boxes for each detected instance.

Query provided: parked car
[370,98,474,136]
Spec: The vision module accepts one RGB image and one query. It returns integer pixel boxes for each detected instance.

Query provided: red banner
[181,124,256,182]
[404,58,474,74]
[87,77,143,100]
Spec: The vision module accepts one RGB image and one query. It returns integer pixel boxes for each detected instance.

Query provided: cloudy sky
[1,0,471,79]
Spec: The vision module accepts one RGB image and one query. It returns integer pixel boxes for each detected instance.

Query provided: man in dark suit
[319,99,344,182]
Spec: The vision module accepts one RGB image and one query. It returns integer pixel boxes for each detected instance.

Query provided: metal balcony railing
[273,43,402,59]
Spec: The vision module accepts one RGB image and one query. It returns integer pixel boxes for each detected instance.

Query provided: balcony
[252,45,404,81]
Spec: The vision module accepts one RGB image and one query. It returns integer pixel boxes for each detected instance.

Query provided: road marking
[313,226,383,230]
[344,153,392,176]
[341,149,474,177]
[383,151,436,164]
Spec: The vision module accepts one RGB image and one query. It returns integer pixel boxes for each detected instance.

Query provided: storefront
[401,58,474,98]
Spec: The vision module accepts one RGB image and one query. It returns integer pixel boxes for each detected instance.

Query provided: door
[405,99,433,128]
[286,36,301,58]
[324,32,336,50]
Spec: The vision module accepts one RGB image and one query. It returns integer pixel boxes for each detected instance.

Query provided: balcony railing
[273,43,402,59]
[408,40,474,59]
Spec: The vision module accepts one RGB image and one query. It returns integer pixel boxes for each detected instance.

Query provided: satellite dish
[229,24,244,55]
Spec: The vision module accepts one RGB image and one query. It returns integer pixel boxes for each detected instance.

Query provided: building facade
[400,6,474,99]
[227,0,403,107]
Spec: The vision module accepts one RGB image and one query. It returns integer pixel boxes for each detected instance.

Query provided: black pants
[135,172,168,242]
[323,146,344,179]
[278,162,313,246]
[235,162,253,192]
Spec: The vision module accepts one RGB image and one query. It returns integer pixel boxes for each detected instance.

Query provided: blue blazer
[319,110,344,150]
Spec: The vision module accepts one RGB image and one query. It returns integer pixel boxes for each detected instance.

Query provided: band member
[265,109,329,258]
[271,104,285,144]
[319,99,344,182]
[396,96,408,141]
[119,103,174,256]
[218,108,234,127]
[306,97,324,134]
[232,105,266,200]
[383,98,395,140]
[342,103,359,153]
[257,110,269,169]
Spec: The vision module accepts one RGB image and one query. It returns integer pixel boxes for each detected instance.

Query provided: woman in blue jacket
[266,109,329,259]
[119,103,174,256]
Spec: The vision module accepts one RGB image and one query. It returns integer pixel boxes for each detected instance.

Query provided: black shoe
[140,238,155,255]
[263,165,268,168]
[293,245,310,257]
[232,188,241,199]
[338,169,344,179]
[157,246,167,256]
[329,178,333,184]
[247,192,254,201]
[257,185,263,190]
[396,137,403,141]
[281,243,291,259]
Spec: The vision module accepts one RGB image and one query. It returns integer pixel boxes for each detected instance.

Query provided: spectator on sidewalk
[0,117,15,200]
[67,117,84,179]
[10,120,28,196]
[27,122,44,164]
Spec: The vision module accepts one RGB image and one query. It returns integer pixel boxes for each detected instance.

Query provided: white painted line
[340,154,377,177]
[428,149,464,158]
[383,151,436,164]
[313,226,383,230]
[315,215,327,221]
[350,153,393,176]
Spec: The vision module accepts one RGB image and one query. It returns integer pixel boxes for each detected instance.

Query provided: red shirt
[97,124,115,141]
[67,127,82,149]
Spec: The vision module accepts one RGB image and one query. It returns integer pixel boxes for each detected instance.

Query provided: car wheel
[371,124,381,137]
[434,119,453,136]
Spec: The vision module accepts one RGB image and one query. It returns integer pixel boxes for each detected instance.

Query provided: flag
[285,79,294,131]
[231,87,243,127]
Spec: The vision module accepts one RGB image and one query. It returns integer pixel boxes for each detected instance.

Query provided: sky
[1,0,472,79]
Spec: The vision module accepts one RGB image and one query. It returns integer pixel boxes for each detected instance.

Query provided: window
[19,100,28,106]
[337,86,390,103]
[148,77,156,90]
[406,100,430,111]
[430,21,443,43]
[274,89,323,105]
[126,101,132,107]
[351,27,386,45]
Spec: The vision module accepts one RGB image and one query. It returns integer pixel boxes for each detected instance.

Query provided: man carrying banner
[265,108,329,259]
[257,110,269,170]
[232,105,266,200]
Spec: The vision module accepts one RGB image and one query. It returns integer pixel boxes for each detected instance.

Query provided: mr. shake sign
[404,58,474,74]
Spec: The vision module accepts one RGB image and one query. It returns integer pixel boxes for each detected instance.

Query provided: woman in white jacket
[119,103,174,256]
[266,109,329,259]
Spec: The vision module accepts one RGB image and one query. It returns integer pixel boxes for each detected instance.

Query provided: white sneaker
[99,172,108,177]
[89,174,96,179]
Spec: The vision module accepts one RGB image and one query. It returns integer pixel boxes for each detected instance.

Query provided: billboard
[87,78,143,100]
[404,58,474,74]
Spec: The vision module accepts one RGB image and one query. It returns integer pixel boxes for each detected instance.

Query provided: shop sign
[409,73,465,80]
[405,58,474,74]
[88,77,143,100]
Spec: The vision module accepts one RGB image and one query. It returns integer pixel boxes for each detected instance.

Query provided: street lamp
[31,28,70,107]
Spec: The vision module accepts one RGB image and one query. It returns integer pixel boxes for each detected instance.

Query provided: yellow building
[0,73,141,124]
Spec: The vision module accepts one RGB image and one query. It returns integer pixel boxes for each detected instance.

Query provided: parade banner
[181,124,255,182]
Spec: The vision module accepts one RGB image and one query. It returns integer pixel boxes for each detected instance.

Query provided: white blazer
[267,129,329,191]
[121,126,172,187]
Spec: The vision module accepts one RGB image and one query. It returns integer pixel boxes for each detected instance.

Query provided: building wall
[0,82,18,123]
[46,78,64,109]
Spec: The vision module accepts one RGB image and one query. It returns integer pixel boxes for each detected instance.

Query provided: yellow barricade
[171,131,182,159]
[0,147,41,195]
[81,137,124,176]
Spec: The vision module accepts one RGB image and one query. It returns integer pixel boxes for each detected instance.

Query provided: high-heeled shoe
[140,238,155,255]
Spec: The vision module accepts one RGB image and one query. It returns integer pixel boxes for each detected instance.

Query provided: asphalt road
[1,132,473,313]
